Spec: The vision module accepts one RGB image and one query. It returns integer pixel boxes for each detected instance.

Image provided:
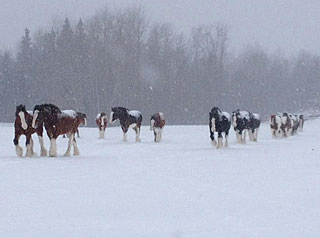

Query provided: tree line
[1,6,319,125]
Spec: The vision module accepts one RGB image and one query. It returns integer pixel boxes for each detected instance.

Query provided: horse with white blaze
[209,107,231,148]
[232,109,250,144]
[96,112,108,139]
[110,107,142,142]
[13,104,47,157]
[150,112,165,142]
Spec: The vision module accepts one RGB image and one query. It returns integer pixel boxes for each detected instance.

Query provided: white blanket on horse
[129,110,141,118]
[60,110,77,119]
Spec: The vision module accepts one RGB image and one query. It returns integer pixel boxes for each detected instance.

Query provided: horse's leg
[254,128,258,142]
[242,130,247,144]
[64,133,73,156]
[25,134,33,157]
[73,135,80,156]
[154,130,157,142]
[236,130,241,143]
[13,133,23,157]
[76,129,80,138]
[217,132,223,148]
[37,135,47,156]
[30,137,37,156]
[48,132,57,157]
[158,128,162,142]
[99,127,105,139]
[224,130,229,147]
[135,126,141,142]
[248,129,253,141]
[210,130,216,146]
[121,126,128,142]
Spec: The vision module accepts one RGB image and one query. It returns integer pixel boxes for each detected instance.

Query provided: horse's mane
[35,104,62,114]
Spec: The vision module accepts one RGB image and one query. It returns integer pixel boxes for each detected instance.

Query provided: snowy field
[1,120,320,238]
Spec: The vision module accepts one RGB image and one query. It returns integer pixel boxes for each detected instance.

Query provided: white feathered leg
[15,144,23,157]
[26,142,33,157]
[224,134,229,147]
[217,137,223,149]
[64,134,73,156]
[99,130,104,139]
[73,137,80,156]
[38,136,47,156]
[135,128,141,142]
[123,132,128,142]
[49,139,57,157]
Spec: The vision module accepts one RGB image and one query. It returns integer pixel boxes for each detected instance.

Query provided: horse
[76,112,87,137]
[109,107,142,142]
[32,104,83,157]
[150,112,165,142]
[13,104,47,157]
[209,107,231,148]
[270,115,283,138]
[232,109,250,144]
[281,112,292,137]
[248,113,261,142]
[289,114,299,136]
[62,112,87,138]
[298,114,304,132]
[96,112,108,139]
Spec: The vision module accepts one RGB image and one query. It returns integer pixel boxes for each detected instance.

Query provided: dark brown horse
[96,112,108,139]
[13,104,47,157]
[150,112,166,142]
[32,104,83,157]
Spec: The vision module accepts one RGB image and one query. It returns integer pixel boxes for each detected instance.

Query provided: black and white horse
[150,112,165,142]
[109,107,143,142]
[232,110,250,144]
[298,114,304,132]
[270,115,283,138]
[248,113,261,142]
[209,107,231,148]
[289,114,299,136]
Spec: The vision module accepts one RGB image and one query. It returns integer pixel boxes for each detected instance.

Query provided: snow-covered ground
[0,120,319,238]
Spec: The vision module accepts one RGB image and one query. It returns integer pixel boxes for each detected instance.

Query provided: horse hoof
[41,150,48,156]
[63,153,70,157]
[73,152,80,156]
[136,139,141,143]
[211,140,217,146]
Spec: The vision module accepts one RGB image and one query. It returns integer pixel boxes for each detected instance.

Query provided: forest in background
[1,6,319,125]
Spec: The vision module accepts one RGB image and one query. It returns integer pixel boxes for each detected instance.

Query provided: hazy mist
[1,0,320,54]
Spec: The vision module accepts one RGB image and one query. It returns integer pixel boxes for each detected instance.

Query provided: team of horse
[14,104,166,157]
[209,107,262,148]
[13,103,305,157]
[270,112,304,138]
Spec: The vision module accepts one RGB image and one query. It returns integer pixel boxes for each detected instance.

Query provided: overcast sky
[1,0,320,54]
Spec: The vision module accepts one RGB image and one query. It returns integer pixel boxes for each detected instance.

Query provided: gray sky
[1,0,320,54]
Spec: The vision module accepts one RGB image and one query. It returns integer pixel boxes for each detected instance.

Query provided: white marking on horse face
[211,118,216,132]
[18,111,28,130]
[232,115,237,128]
[101,116,105,126]
[109,112,114,124]
[150,119,155,131]
[32,110,39,128]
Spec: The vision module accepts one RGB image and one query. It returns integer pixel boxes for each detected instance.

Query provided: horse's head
[76,112,87,126]
[231,109,240,128]
[16,104,28,130]
[110,107,128,124]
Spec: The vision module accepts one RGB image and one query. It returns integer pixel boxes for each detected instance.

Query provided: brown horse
[150,112,166,142]
[32,104,83,157]
[96,112,108,139]
[13,104,47,157]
